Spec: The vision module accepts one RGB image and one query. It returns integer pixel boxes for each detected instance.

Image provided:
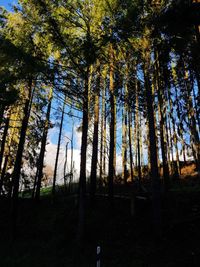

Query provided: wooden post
[96,246,101,267]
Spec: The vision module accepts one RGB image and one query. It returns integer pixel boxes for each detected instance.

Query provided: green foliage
[0,0,199,251]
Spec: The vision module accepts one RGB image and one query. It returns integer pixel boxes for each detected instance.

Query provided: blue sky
[0,0,17,10]
[0,0,161,176]
[0,0,191,180]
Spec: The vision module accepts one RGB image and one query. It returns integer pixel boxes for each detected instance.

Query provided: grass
[170,175,200,193]
[1,178,200,266]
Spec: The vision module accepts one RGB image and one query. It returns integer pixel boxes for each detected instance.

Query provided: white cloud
[45,141,81,184]
[116,153,122,174]
[45,124,93,185]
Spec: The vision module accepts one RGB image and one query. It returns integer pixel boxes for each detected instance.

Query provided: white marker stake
[96,246,101,267]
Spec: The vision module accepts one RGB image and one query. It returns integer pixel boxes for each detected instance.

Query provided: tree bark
[52,94,66,196]
[108,45,116,202]
[64,142,69,189]
[34,87,53,200]
[0,105,5,129]
[128,109,134,183]
[11,79,33,238]
[184,66,200,178]
[69,124,74,192]
[0,115,10,194]
[135,81,141,184]
[103,96,107,183]
[90,65,100,202]
[174,83,186,164]
[154,49,170,188]
[122,105,128,184]
[77,69,89,242]
[99,78,106,185]
[143,63,161,237]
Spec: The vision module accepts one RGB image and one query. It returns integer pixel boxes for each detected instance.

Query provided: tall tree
[52,94,66,196]
[90,64,100,202]
[108,44,116,202]
[11,79,33,237]
[34,87,53,200]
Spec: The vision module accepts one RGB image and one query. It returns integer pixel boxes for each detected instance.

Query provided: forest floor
[0,175,200,266]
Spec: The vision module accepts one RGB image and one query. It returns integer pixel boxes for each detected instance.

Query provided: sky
[1,0,189,186]
[0,0,86,182]
[0,0,17,10]
[1,0,194,189]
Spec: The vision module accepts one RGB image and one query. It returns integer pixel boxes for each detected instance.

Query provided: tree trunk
[0,115,10,191]
[139,114,144,168]
[154,50,170,189]
[168,113,175,174]
[99,78,106,185]
[171,115,181,176]
[158,102,170,187]
[134,110,138,169]
[103,95,107,183]
[108,45,116,202]
[122,105,128,184]
[90,65,100,202]
[184,67,200,178]
[195,24,200,45]
[193,68,200,126]
[77,69,89,242]
[69,124,74,192]
[174,82,186,164]
[136,81,141,184]
[146,124,151,176]
[52,94,66,196]
[143,62,161,237]
[137,129,142,183]
[64,142,69,189]
[34,87,53,200]
[128,109,134,183]
[0,106,20,196]
[189,71,200,133]
[0,105,5,130]
[0,155,9,195]
[11,79,33,238]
